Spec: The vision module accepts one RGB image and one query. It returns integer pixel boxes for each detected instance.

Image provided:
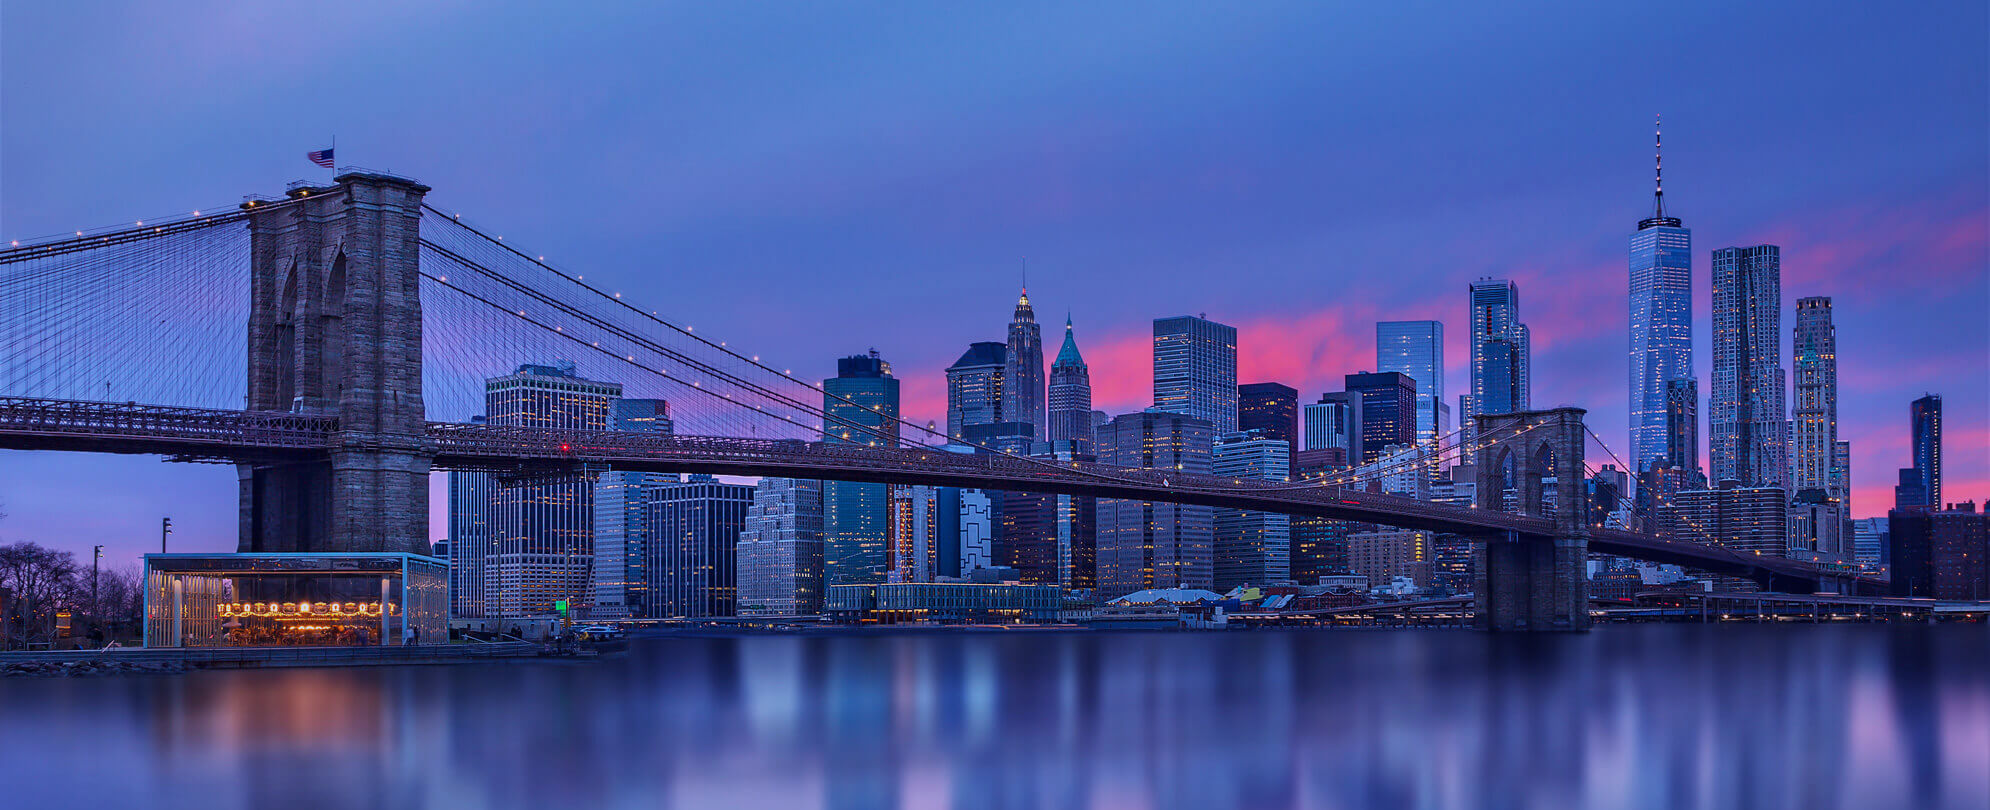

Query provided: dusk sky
[2,2,1984,569]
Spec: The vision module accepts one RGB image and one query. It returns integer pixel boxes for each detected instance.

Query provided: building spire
[1654,114,1665,219]
[1638,115,1681,230]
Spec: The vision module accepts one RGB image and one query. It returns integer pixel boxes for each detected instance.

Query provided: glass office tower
[1153,315,1239,434]
[1629,122,1693,472]
[1376,320,1446,447]
[822,351,900,585]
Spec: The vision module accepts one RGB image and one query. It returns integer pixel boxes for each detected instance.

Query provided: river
[3,625,1986,809]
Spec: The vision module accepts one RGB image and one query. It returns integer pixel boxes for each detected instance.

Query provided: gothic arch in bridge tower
[239,173,431,555]
[1470,407,1591,632]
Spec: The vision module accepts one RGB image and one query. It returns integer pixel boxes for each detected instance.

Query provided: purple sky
[3,2,1985,570]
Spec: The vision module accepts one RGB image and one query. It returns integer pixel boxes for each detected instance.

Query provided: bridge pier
[1471,408,1590,632]
[238,173,432,554]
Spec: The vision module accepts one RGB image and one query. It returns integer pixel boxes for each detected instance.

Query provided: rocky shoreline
[4,659,188,677]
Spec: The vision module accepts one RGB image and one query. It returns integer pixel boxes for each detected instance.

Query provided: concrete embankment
[1,642,543,677]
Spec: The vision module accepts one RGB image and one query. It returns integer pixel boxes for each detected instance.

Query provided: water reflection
[3,626,1986,809]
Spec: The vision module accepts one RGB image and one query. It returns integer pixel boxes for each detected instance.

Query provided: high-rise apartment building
[1095,411,1215,597]
[1709,245,1788,489]
[1348,530,1434,590]
[944,341,1006,440]
[1047,316,1095,450]
[591,398,672,619]
[1629,122,1693,472]
[1659,480,1789,557]
[1469,279,1530,417]
[1376,320,1447,447]
[647,476,754,618]
[1345,372,1417,464]
[1004,290,1046,434]
[1791,297,1842,495]
[823,351,900,585]
[1153,315,1239,434]
[1896,394,1943,510]
[735,477,825,616]
[483,362,619,617]
[1212,431,1292,591]
[1237,382,1299,447]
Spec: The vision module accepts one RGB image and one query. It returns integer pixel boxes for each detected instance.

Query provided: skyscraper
[1303,392,1359,454]
[1047,315,1095,450]
[647,476,754,617]
[482,362,620,617]
[890,485,944,583]
[1629,119,1693,472]
[735,477,825,617]
[1659,480,1788,557]
[1469,279,1530,417]
[1345,372,1417,464]
[944,341,1006,440]
[1095,411,1215,597]
[1912,394,1942,507]
[1153,315,1239,434]
[446,417,491,619]
[591,398,672,619]
[1791,297,1842,494]
[1004,289,1046,434]
[1710,245,1788,490]
[1376,320,1446,447]
[1663,378,1700,475]
[823,351,900,585]
[1212,431,1291,590]
[1237,382,1298,447]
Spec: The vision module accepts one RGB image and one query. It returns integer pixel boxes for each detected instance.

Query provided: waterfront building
[1629,124,1693,472]
[1659,480,1788,557]
[890,485,945,583]
[1469,279,1530,418]
[647,476,754,618]
[999,443,1097,592]
[1852,517,1888,570]
[590,398,672,619]
[1896,394,1943,510]
[1348,530,1434,590]
[1004,289,1046,434]
[1212,431,1292,590]
[1709,245,1788,489]
[1345,372,1417,464]
[1095,411,1215,598]
[735,477,825,617]
[1303,391,1359,455]
[446,415,491,619]
[1047,315,1095,450]
[944,341,1006,439]
[822,351,900,586]
[1888,502,1987,600]
[1789,489,1850,562]
[1376,320,1447,447]
[1237,382,1299,448]
[958,486,997,575]
[825,579,1063,624]
[484,362,619,617]
[1153,315,1239,434]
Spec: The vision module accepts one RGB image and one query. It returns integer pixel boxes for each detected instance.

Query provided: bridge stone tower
[238,173,432,554]
[1471,407,1590,631]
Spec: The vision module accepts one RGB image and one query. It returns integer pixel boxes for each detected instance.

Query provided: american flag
[307,148,335,168]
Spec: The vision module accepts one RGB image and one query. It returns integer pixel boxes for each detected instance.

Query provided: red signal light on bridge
[560,442,572,453]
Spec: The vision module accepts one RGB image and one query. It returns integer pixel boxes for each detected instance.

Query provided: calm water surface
[3,625,1987,810]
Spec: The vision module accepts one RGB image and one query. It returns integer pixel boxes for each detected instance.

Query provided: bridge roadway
[0,397,1874,590]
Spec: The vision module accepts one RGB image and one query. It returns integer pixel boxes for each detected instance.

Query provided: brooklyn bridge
[0,171,1879,631]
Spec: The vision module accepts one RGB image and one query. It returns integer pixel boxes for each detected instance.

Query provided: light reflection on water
[3,625,1987,810]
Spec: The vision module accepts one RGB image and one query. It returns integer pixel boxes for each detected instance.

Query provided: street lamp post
[161,517,172,553]
[91,545,102,623]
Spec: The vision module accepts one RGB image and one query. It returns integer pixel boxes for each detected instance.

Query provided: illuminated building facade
[1376,320,1447,447]
[1153,315,1238,434]
[1047,316,1095,450]
[646,476,754,618]
[735,477,825,617]
[1095,411,1215,598]
[483,362,619,618]
[590,398,671,619]
[1709,245,1788,490]
[1629,124,1693,472]
[822,351,900,585]
[1212,431,1291,590]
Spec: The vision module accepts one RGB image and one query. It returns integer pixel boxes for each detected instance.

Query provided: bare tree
[0,542,83,649]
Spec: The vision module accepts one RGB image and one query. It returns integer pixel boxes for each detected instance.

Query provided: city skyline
[1,3,1984,568]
